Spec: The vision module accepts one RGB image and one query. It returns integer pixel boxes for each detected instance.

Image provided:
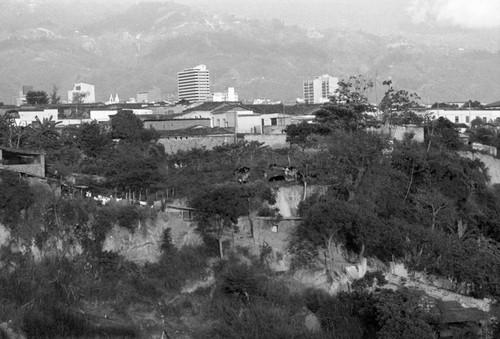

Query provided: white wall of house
[68,83,96,103]
[16,109,58,125]
[426,109,500,125]
[213,109,261,133]
[90,110,118,122]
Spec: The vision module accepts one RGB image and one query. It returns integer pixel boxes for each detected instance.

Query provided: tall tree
[50,85,61,105]
[379,80,422,125]
[191,183,275,259]
[25,91,49,105]
[315,75,377,132]
[283,121,329,151]
[110,110,157,142]
[78,121,111,157]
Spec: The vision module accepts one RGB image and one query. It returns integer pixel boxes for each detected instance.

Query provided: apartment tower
[177,64,210,102]
[303,74,338,104]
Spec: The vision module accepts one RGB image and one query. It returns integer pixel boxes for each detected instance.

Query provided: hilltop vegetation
[2,79,500,337]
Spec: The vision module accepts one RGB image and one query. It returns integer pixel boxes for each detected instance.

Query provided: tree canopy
[26,91,49,105]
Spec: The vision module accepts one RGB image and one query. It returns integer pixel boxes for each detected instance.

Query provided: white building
[68,83,95,104]
[303,74,338,104]
[15,109,58,126]
[425,109,500,125]
[211,87,238,102]
[177,65,210,102]
[15,85,34,106]
[90,110,118,122]
[212,106,261,134]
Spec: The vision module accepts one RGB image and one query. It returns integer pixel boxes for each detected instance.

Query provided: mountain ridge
[0,1,499,105]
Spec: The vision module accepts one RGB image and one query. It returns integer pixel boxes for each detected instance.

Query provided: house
[0,146,45,177]
[68,83,96,103]
[157,126,234,154]
[424,108,500,126]
[14,108,58,126]
[212,105,262,133]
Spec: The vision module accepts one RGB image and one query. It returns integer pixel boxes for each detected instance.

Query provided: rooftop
[159,126,233,137]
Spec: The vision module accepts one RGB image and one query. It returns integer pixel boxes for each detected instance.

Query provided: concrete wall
[461,151,500,185]
[243,134,289,149]
[263,125,287,135]
[373,124,425,143]
[158,134,235,154]
[16,109,57,125]
[90,110,117,122]
[471,143,497,156]
[145,119,211,131]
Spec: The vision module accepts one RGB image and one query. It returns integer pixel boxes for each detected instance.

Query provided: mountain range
[0,0,499,105]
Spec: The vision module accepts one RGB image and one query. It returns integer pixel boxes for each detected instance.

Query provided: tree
[50,85,61,105]
[26,91,49,105]
[78,121,111,157]
[110,110,157,142]
[25,116,61,152]
[315,75,377,132]
[462,100,484,109]
[191,184,249,259]
[318,130,389,202]
[425,117,462,152]
[191,183,275,259]
[72,92,86,104]
[379,80,422,125]
[283,121,328,151]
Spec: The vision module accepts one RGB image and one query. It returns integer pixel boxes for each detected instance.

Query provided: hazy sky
[176,0,500,32]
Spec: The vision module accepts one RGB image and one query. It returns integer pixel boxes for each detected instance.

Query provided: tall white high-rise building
[303,74,338,104]
[177,64,210,102]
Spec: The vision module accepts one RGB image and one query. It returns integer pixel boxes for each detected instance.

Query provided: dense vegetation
[1,77,500,337]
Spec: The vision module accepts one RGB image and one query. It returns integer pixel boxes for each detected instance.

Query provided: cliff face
[102,208,202,263]
[273,184,327,217]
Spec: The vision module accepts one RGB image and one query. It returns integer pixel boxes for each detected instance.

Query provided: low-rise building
[0,146,45,177]
[68,83,96,103]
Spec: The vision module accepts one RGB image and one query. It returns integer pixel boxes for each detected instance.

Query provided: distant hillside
[0,0,499,104]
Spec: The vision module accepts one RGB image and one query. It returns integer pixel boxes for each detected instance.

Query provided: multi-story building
[303,74,338,104]
[177,64,210,102]
[15,85,34,106]
[68,83,95,103]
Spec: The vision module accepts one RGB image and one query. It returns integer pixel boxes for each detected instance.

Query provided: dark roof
[212,104,259,114]
[158,126,233,137]
[284,104,323,116]
[486,100,500,108]
[142,116,210,122]
[240,104,322,115]
[245,104,284,114]
[0,146,45,155]
[440,301,490,324]
[183,102,236,113]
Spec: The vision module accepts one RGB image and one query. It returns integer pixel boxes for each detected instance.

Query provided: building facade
[177,65,210,102]
[303,74,338,104]
[425,109,500,126]
[211,87,238,102]
[68,83,96,104]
